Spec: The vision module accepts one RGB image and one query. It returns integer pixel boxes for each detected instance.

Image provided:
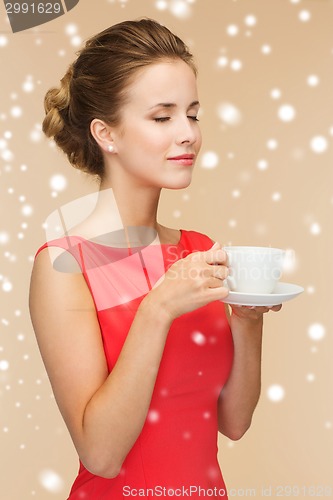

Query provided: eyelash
[154,116,199,123]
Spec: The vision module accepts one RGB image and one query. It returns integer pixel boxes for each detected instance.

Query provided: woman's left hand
[230,304,282,321]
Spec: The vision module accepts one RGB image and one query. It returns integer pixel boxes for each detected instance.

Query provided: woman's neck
[98,180,161,229]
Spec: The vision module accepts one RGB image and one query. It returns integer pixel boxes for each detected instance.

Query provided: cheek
[140,131,171,153]
[130,126,169,152]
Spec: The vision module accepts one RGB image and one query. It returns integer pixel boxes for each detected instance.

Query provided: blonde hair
[42,18,197,179]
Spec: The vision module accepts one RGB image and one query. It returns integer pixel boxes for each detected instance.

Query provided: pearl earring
[107,145,114,153]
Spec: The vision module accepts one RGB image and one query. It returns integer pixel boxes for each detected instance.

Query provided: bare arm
[218,304,281,440]
[29,243,229,478]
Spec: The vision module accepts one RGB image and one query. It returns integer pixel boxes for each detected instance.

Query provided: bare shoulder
[29,246,108,449]
[30,246,93,312]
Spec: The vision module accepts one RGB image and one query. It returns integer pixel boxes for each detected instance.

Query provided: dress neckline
[65,229,184,249]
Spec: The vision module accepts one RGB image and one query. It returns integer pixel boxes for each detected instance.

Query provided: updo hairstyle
[42,18,196,179]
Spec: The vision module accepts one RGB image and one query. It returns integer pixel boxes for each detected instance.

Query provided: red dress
[36,229,234,499]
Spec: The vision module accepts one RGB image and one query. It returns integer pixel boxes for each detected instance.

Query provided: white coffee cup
[223,246,285,294]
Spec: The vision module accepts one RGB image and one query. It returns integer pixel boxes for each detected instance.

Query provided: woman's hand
[230,304,282,322]
[146,242,229,321]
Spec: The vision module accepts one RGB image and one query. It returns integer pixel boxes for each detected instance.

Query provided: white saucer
[221,282,304,307]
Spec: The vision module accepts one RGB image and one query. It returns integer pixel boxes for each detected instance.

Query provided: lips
[167,154,196,166]
[168,154,195,161]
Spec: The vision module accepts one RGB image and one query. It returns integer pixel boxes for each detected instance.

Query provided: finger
[254,306,270,313]
[204,247,227,265]
[246,305,282,313]
[212,264,229,280]
[208,277,225,289]
[208,285,230,299]
[269,304,282,312]
[211,241,221,250]
[240,305,269,313]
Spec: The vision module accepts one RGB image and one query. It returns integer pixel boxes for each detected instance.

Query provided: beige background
[1,0,332,498]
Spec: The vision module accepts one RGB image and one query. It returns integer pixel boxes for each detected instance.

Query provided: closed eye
[154,117,170,123]
[154,116,199,123]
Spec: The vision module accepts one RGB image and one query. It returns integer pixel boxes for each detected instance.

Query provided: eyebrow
[149,100,200,110]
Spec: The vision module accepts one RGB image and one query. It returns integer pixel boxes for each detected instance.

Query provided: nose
[175,116,201,146]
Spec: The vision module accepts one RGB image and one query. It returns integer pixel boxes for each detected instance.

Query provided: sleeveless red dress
[36,229,234,499]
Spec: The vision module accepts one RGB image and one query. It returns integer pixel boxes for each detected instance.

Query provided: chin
[163,174,193,190]
[165,181,192,190]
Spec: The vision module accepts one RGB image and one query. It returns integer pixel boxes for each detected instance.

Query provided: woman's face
[109,59,202,190]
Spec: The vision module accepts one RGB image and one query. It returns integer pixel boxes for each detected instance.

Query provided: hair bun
[42,65,73,138]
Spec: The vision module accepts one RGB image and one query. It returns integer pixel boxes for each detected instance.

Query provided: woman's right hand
[144,242,229,321]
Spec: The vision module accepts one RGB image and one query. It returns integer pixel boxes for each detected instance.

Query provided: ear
[90,119,116,153]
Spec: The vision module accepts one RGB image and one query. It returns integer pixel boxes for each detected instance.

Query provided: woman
[29,18,281,499]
